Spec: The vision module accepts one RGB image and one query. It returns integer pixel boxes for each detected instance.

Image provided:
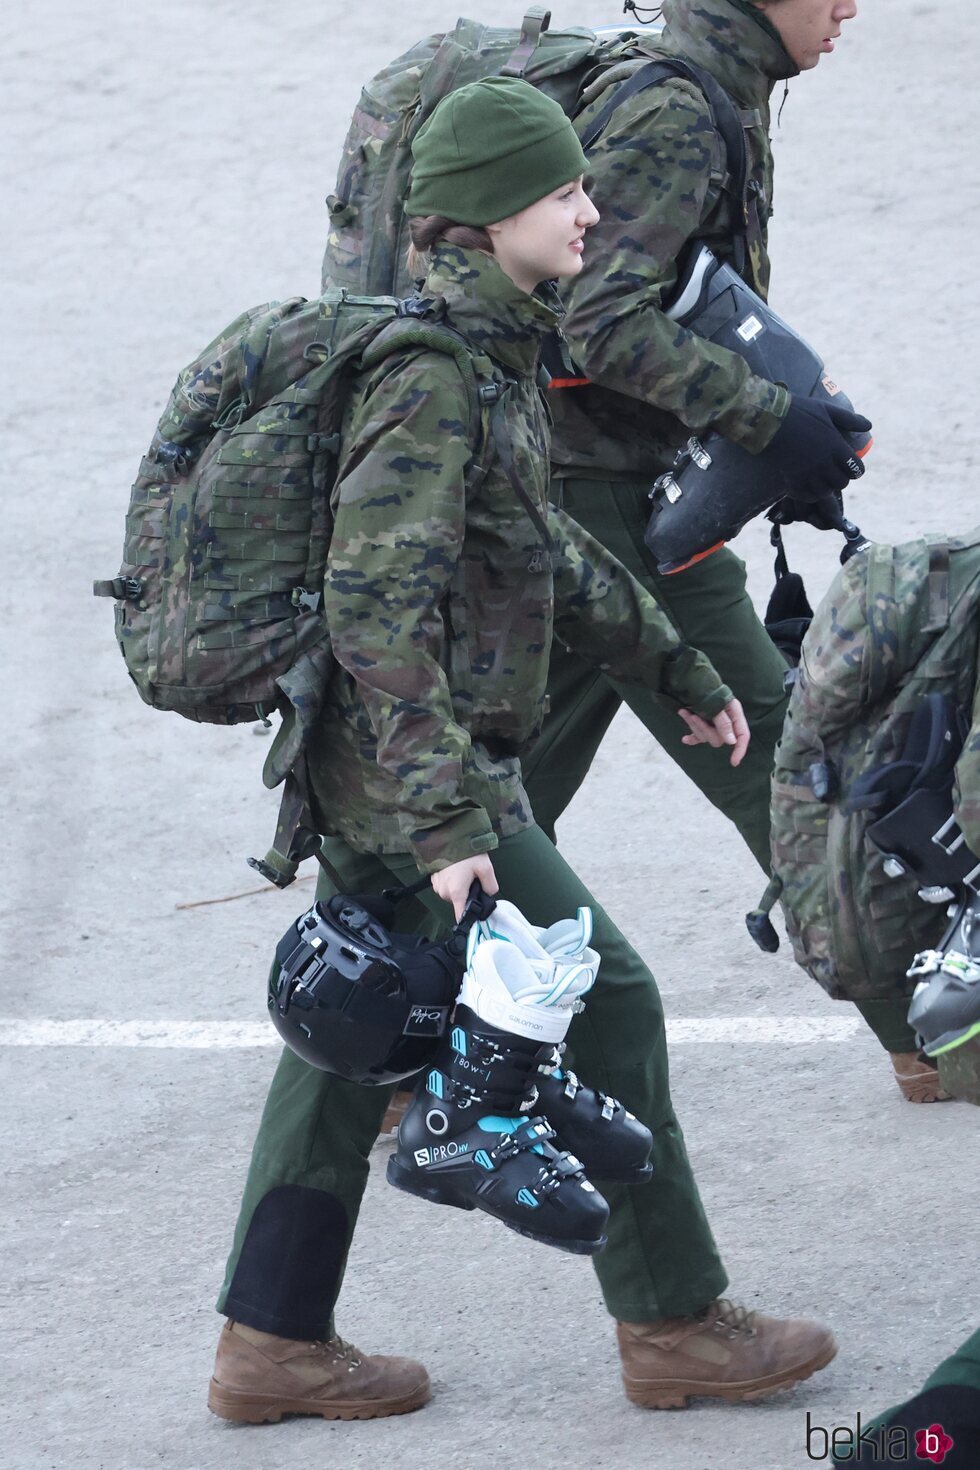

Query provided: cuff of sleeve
[661,644,732,719]
[716,379,790,454]
[409,807,498,875]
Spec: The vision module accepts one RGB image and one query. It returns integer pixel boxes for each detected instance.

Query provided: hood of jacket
[422,244,564,379]
[660,0,799,108]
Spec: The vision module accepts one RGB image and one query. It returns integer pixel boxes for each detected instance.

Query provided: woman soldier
[208,77,834,1425]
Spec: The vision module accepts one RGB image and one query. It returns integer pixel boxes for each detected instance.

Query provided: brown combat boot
[207,1320,431,1422]
[889,1050,950,1103]
[616,1299,837,1409]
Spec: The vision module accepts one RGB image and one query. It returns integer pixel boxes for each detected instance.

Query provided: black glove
[769,489,846,533]
[767,395,872,501]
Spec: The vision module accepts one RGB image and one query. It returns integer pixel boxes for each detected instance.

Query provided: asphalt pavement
[3,2,978,1467]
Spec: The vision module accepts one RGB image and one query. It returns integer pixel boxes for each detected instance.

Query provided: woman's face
[755,0,858,71]
[487,177,600,295]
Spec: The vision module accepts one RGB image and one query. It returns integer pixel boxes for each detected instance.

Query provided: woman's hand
[677,698,750,767]
[430,854,499,920]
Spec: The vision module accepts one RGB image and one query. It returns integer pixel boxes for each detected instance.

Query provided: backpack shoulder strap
[361,312,499,454]
[363,310,555,569]
[578,57,754,276]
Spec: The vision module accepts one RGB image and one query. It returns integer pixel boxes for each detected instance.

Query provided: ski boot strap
[558,1068,619,1120]
[431,1069,540,1115]
[486,1116,557,1163]
[486,1120,589,1195]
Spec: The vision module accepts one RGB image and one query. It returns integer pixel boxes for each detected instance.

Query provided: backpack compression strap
[500,6,553,77]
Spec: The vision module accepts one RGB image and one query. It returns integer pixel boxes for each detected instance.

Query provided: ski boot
[467,902,654,1183]
[908,888,980,1055]
[387,940,609,1254]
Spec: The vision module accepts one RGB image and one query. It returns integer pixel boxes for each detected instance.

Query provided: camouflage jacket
[309,246,733,871]
[550,0,798,479]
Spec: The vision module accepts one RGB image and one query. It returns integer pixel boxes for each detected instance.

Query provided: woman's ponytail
[406,216,493,278]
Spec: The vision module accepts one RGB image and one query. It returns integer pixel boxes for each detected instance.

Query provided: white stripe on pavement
[0,1016,864,1049]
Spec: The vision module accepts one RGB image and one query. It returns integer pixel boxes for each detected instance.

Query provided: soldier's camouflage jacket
[309,246,733,872]
[551,0,798,479]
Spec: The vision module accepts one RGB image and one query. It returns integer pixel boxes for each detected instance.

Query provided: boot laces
[705,1299,758,1337]
[323,1335,363,1371]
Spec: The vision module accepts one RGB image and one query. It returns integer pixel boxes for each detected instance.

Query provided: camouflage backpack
[321,7,757,299]
[94,290,500,884]
[747,531,980,1002]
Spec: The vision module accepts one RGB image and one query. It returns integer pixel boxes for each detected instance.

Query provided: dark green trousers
[529,477,789,870]
[528,476,917,1054]
[217,826,727,1339]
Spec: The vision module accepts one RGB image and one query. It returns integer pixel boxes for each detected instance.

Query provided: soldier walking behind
[524,0,943,1101]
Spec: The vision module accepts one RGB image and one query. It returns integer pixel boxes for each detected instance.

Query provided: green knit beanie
[405,76,589,226]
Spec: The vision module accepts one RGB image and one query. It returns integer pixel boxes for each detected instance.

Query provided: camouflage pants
[216,825,727,1340]
[527,475,918,1055]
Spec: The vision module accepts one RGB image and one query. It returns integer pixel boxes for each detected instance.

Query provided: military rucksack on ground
[321,8,757,299]
[747,531,980,1002]
[94,290,501,885]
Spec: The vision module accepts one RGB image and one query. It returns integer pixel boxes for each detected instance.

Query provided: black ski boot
[462,898,653,1184]
[534,1046,653,1184]
[387,999,609,1255]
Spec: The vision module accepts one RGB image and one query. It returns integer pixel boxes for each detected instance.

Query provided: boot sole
[622,1336,838,1410]
[386,1157,607,1256]
[207,1376,431,1423]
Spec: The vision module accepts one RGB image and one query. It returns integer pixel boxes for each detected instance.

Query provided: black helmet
[268,883,495,1085]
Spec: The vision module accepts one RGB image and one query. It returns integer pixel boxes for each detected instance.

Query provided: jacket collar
[423,245,564,378]
[659,0,799,111]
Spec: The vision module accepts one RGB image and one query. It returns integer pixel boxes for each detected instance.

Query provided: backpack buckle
[307,432,340,456]
[291,586,322,613]
[246,854,295,889]
[93,576,143,601]
[396,295,436,319]
[478,382,509,405]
